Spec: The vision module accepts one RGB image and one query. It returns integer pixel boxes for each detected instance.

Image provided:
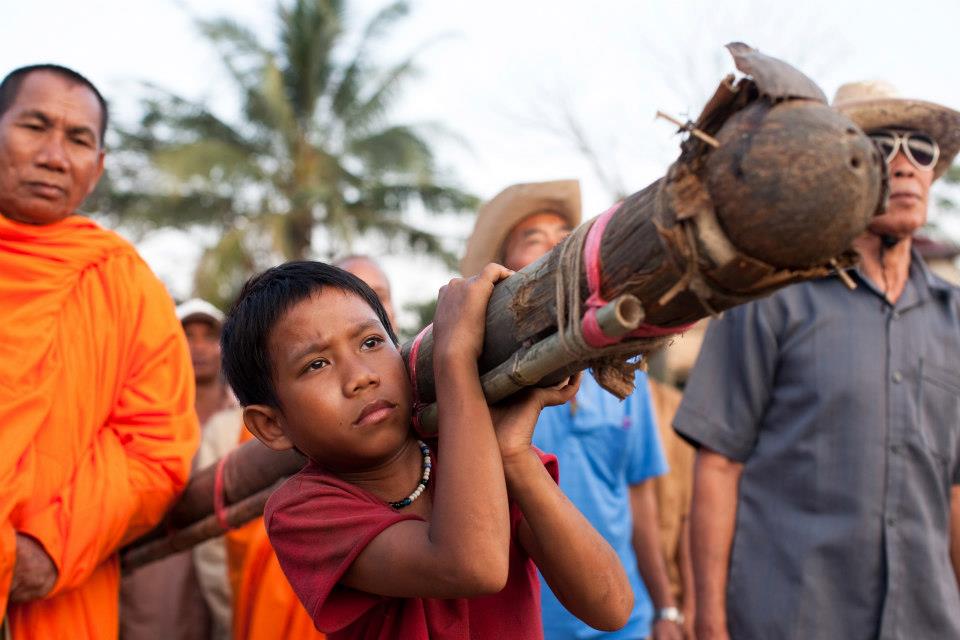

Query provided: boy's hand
[490,373,581,461]
[432,263,513,363]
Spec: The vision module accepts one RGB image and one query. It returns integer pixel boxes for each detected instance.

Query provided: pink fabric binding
[580,203,694,348]
[407,323,432,432]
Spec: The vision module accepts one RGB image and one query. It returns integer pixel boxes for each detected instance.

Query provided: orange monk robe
[229,431,324,640]
[0,214,199,639]
[233,525,325,640]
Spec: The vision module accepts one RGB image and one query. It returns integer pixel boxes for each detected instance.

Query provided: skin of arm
[630,480,683,640]
[491,376,634,632]
[341,263,513,598]
[691,447,744,640]
[677,516,697,640]
[951,486,960,592]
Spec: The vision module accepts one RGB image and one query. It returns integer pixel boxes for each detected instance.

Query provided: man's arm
[677,516,696,640]
[691,447,743,640]
[630,480,682,640]
[950,485,960,591]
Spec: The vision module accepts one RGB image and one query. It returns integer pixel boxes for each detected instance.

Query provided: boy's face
[259,288,413,470]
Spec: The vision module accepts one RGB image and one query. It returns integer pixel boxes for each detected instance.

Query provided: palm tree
[92,0,477,308]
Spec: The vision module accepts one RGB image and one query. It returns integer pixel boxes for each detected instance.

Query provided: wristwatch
[653,606,684,625]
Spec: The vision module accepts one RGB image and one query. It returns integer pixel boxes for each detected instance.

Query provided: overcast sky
[4,0,959,316]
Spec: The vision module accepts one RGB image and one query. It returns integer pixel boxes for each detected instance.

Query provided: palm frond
[330,1,410,119]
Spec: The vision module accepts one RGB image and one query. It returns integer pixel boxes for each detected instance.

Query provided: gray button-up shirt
[675,252,960,640]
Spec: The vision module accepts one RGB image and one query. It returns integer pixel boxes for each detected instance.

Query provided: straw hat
[460,180,581,277]
[833,80,960,179]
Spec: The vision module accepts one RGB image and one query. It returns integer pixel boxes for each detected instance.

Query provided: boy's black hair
[0,64,109,145]
[221,261,399,408]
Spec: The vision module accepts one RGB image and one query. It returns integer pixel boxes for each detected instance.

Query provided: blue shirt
[533,370,668,639]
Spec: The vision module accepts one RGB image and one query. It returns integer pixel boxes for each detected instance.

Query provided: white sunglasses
[867,129,940,171]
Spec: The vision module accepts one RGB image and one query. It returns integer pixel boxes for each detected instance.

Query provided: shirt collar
[848,246,953,310]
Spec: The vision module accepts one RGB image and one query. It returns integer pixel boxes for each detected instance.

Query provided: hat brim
[179,312,223,327]
[460,180,582,277]
[836,98,960,179]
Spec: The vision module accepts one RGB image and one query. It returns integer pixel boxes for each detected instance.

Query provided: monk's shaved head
[0,64,108,145]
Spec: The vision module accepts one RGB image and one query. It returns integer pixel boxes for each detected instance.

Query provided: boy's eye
[361,336,384,350]
[306,359,327,372]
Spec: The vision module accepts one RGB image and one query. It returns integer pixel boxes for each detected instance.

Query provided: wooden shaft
[122,482,282,571]
[128,440,306,549]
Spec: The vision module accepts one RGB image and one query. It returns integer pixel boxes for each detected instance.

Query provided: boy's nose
[345,367,380,396]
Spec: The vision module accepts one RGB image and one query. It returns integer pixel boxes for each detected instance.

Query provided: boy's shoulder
[266,462,360,521]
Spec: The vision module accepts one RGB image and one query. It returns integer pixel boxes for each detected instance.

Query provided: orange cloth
[228,431,324,640]
[0,214,199,638]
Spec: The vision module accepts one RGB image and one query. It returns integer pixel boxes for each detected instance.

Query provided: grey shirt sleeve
[673,298,782,462]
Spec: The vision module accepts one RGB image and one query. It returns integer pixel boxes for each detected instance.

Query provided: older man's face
[502,212,573,271]
[868,134,935,238]
[338,257,397,330]
[0,71,105,225]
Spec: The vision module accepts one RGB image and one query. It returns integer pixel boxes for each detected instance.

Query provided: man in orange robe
[0,64,198,639]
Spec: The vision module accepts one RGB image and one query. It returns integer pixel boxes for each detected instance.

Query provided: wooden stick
[122,482,282,571]
[127,441,305,550]
[655,110,721,148]
[830,258,858,290]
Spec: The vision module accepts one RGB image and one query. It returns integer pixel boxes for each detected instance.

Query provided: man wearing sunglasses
[674,81,960,640]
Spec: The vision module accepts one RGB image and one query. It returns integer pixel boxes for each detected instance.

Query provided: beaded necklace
[388,440,432,509]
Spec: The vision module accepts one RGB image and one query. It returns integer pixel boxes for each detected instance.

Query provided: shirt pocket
[918,359,960,469]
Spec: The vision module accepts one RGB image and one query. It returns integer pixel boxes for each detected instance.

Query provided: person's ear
[243,405,295,451]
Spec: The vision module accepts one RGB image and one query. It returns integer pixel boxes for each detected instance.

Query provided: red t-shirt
[263,444,558,640]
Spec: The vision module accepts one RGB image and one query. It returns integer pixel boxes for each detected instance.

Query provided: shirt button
[892,310,901,320]
[892,371,903,383]
[890,444,901,454]
[887,517,896,527]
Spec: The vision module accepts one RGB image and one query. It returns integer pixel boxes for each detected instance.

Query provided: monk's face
[183,319,222,385]
[338,257,397,330]
[266,289,412,470]
[868,140,935,238]
[0,71,105,225]
[501,212,572,271]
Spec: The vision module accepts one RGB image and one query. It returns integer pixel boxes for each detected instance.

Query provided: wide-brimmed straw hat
[833,80,960,179]
[460,180,581,277]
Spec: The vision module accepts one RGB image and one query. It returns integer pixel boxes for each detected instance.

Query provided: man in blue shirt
[461,180,681,640]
